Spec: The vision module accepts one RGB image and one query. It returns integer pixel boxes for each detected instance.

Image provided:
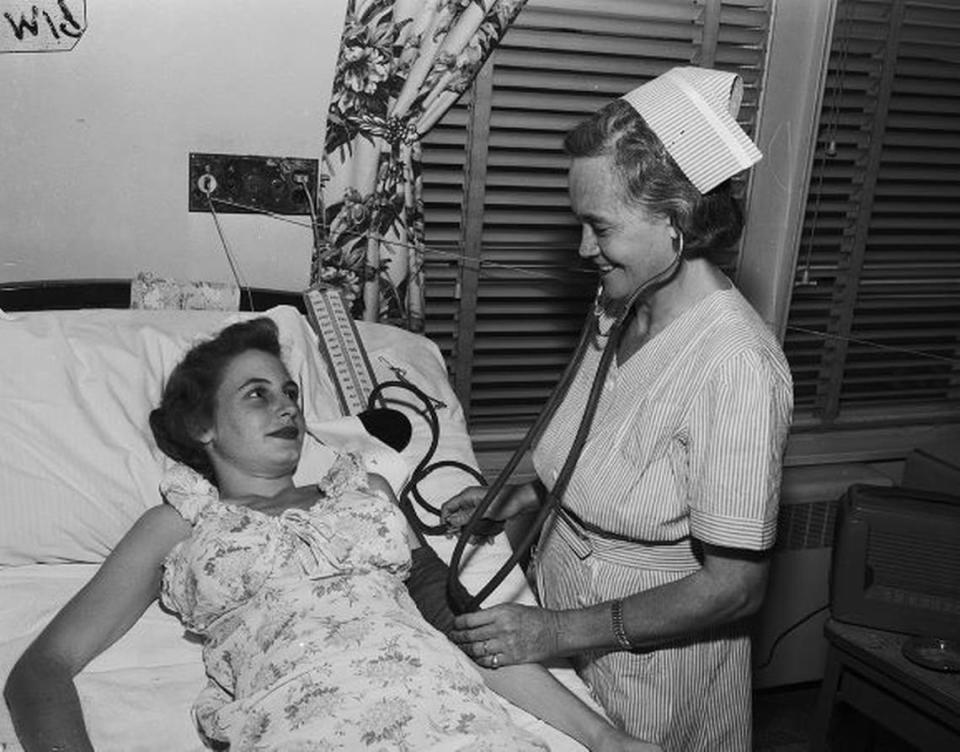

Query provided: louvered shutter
[785,0,960,426]
[421,0,772,430]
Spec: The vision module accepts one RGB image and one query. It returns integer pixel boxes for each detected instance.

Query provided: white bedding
[0,564,595,752]
[0,305,598,751]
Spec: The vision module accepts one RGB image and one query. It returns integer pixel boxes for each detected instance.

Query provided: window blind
[421,0,772,429]
[785,0,960,427]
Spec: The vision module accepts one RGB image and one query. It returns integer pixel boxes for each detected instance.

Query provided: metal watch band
[611,598,633,650]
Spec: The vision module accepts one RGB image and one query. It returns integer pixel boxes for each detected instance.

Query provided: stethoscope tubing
[447,252,684,613]
[367,380,487,542]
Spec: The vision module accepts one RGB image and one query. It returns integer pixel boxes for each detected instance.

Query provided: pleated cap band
[620,66,763,193]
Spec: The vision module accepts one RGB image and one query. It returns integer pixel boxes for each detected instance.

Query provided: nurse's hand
[441,482,541,534]
[450,603,562,667]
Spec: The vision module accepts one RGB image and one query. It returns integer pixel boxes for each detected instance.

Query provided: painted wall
[1,0,347,290]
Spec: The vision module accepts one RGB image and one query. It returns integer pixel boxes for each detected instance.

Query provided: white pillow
[0,306,475,567]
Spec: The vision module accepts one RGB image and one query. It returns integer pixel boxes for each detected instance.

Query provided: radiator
[752,463,894,689]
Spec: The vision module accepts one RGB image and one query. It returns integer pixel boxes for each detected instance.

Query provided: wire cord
[204,194,255,311]
[204,193,960,369]
[754,603,830,671]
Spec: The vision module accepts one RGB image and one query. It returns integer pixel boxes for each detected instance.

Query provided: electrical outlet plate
[188,152,319,215]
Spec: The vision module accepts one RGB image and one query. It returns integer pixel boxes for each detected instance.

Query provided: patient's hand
[594,728,662,752]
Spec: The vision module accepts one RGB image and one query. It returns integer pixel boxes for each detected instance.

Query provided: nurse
[442,67,794,751]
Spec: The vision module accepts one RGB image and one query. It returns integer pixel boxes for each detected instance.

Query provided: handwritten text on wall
[1,0,86,53]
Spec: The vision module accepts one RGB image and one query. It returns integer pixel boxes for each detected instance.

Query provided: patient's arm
[400,531,659,751]
[4,505,190,752]
[481,663,660,752]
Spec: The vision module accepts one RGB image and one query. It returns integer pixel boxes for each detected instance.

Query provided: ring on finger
[491,654,500,668]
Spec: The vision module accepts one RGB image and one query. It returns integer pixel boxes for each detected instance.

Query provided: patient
[5,317,659,752]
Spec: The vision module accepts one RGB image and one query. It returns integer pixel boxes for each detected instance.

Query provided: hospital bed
[0,280,598,751]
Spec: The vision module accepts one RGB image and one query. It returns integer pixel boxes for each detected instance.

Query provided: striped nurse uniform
[531,287,793,752]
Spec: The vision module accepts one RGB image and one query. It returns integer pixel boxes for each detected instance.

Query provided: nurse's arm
[557,542,769,652]
[451,543,768,663]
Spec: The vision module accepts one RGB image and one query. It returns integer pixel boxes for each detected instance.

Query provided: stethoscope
[446,245,685,613]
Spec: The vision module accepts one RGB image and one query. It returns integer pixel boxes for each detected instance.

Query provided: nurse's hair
[563,99,744,261]
[149,317,282,485]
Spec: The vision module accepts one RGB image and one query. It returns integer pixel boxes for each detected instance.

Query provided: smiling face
[568,153,678,306]
[198,349,305,497]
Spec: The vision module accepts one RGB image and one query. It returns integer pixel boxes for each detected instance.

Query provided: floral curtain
[315,0,528,330]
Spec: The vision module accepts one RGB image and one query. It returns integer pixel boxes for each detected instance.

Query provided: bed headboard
[0,279,306,312]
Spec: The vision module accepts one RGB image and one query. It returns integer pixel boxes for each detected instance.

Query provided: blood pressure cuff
[357,408,412,453]
[406,545,473,638]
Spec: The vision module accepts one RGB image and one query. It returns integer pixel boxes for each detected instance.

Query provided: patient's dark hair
[149,317,282,484]
[564,98,744,261]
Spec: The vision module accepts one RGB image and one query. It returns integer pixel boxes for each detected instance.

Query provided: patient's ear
[189,418,214,446]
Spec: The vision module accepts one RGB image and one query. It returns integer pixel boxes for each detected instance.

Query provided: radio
[830,483,960,640]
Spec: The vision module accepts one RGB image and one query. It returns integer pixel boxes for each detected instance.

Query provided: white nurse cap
[620,66,763,193]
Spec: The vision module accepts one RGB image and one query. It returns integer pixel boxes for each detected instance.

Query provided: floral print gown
[160,457,547,752]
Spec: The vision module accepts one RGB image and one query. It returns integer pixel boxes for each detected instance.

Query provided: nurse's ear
[669,225,685,258]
